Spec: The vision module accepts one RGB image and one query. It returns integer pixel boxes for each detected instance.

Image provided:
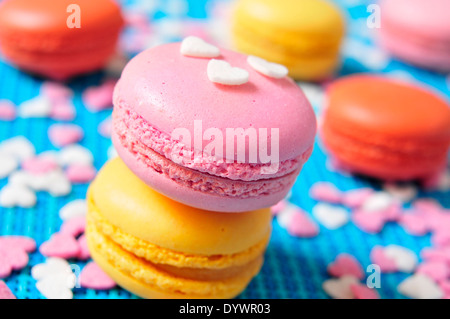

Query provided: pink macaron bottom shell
[113,99,306,182]
[379,24,450,72]
[112,130,307,212]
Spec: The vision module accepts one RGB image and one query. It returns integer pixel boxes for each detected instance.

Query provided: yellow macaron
[86,158,272,299]
[232,0,345,81]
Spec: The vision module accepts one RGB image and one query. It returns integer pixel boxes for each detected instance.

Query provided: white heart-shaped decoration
[247,56,288,79]
[362,191,394,213]
[0,183,36,208]
[383,183,418,202]
[59,199,87,221]
[180,36,220,58]
[322,275,359,299]
[18,96,52,118]
[398,274,443,299]
[384,245,418,272]
[312,203,349,230]
[207,60,249,85]
[0,154,18,179]
[0,136,35,161]
[32,258,77,299]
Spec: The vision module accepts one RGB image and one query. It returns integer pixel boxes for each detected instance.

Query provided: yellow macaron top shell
[88,158,272,256]
[234,0,345,37]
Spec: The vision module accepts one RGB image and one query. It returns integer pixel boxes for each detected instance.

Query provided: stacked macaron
[231,0,345,81]
[86,37,317,298]
[0,0,123,79]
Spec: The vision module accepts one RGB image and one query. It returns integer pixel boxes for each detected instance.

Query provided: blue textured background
[0,0,449,299]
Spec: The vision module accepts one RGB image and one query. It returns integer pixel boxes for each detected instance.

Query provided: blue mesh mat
[0,0,449,299]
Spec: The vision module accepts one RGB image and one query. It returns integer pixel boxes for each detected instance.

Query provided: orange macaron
[321,75,450,181]
[0,0,124,80]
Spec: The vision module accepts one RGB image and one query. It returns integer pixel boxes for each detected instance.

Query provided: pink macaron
[379,0,450,72]
[112,39,316,212]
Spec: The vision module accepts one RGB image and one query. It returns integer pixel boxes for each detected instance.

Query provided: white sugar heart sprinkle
[58,145,94,167]
[0,183,36,208]
[207,59,249,85]
[383,183,418,202]
[180,36,220,58]
[0,136,35,161]
[32,258,73,280]
[59,199,87,221]
[398,274,443,299]
[384,245,418,273]
[322,275,359,299]
[276,204,299,229]
[0,154,19,179]
[9,169,71,197]
[247,56,288,79]
[312,203,349,230]
[32,258,77,299]
[18,96,52,118]
[362,192,394,213]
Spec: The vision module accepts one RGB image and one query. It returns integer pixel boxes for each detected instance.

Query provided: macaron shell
[114,42,316,163]
[88,158,273,255]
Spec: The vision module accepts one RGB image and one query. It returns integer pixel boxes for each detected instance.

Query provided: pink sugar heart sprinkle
[342,188,373,209]
[440,281,450,295]
[41,82,73,101]
[0,236,36,278]
[0,100,16,121]
[22,157,58,174]
[432,231,450,247]
[77,234,90,260]
[98,117,112,137]
[65,164,96,183]
[0,281,16,299]
[50,101,76,121]
[399,213,429,236]
[39,233,80,259]
[0,236,36,252]
[383,202,403,222]
[421,247,450,264]
[60,216,86,238]
[328,254,365,280]
[270,200,287,216]
[80,262,116,290]
[370,246,398,273]
[350,283,380,299]
[413,199,443,214]
[310,182,342,204]
[48,124,84,147]
[352,210,386,234]
[82,80,116,112]
[287,209,319,238]
[416,261,449,283]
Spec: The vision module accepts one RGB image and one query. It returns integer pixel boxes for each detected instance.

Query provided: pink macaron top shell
[381,0,450,40]
[113,43,316,166]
